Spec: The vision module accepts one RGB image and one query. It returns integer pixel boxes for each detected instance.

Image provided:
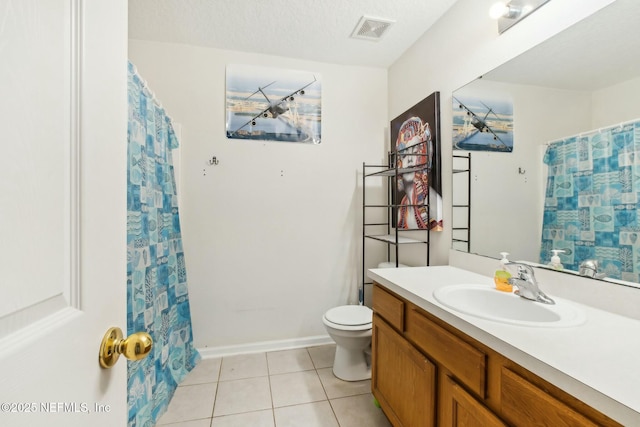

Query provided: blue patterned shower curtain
[127,62,200,426]
[540,120,640,282]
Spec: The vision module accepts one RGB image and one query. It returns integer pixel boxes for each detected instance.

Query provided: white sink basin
[433,284,586,327]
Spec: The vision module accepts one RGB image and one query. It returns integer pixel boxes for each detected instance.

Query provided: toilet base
[332,345,371,381]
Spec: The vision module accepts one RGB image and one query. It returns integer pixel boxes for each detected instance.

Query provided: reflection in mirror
[451,0,640,283]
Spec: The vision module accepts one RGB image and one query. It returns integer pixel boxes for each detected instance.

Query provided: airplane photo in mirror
[452,95,513,152]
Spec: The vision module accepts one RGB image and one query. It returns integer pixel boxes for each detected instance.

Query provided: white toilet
[322,304,373,381]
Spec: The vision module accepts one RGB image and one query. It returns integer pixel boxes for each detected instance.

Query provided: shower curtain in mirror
[540,120,640,282]
[127,62,200,427]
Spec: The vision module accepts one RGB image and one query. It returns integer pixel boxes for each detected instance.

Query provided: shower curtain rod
[546,116,640,146]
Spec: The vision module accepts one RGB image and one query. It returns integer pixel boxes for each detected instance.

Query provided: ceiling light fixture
[489,2,520,20]
[490,0,551,34]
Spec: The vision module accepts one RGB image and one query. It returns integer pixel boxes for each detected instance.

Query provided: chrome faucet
[579,259,606,279]
[506,263,555,305]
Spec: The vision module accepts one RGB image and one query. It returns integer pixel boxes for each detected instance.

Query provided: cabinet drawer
[406,307,486,398]
[500,367,599,427]
[372,284,404,331]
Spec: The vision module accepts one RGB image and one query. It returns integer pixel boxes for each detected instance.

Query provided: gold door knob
[99,327,153,368]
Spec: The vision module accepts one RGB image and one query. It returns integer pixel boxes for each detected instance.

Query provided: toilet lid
[325,305,372,326]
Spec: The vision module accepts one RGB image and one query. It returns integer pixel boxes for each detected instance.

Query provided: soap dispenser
[494,252,513,292]
[548,249,565,270]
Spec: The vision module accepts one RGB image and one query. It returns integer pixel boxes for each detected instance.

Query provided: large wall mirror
[452,0,640,284]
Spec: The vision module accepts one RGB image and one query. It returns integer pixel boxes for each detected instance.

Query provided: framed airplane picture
[452,94,513,152]
[225,65,322,144]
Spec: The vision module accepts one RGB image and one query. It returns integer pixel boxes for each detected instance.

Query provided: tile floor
[157,344,391,427]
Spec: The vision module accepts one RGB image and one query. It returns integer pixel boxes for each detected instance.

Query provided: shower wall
[128,40,388,353]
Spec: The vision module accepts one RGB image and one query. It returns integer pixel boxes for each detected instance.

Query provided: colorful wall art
[391,92,443,231]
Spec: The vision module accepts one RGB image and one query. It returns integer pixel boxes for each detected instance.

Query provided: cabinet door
[441,376,507,427]
[372,314,436,427]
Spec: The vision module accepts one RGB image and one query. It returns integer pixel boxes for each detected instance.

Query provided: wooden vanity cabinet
[371,285,435,426]
[372,313,436,427]
[371,283,622,427]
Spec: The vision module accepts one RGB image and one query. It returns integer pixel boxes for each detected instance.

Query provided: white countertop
[368,265,640,426]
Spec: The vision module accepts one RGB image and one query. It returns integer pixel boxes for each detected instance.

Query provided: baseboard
[197,334,334,359]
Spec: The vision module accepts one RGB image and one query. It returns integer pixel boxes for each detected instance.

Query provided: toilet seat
[324,305,372,330]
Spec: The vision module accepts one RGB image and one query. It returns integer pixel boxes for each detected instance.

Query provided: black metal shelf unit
[361,150,431,306]
[452,153,471,252]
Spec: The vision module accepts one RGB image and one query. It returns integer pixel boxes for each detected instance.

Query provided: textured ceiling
[128,0,459,68]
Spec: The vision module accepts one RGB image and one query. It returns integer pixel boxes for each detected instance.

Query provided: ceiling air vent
[351,16,394,41]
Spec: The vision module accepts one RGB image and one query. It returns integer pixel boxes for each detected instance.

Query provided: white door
[0,1,129,426]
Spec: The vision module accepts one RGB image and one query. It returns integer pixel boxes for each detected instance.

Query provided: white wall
[128,40,388,353]
[389,0,616,265]
[592,76,640,127]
